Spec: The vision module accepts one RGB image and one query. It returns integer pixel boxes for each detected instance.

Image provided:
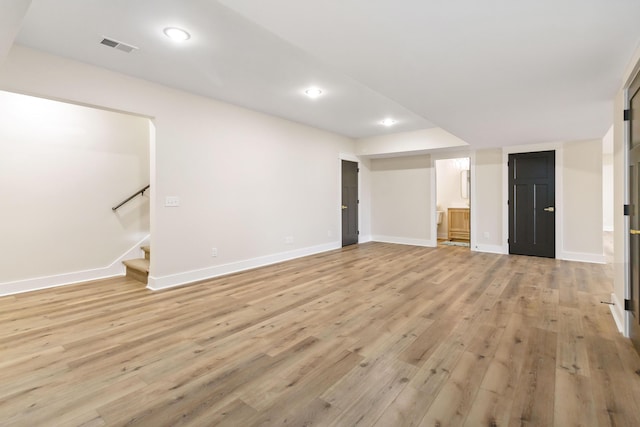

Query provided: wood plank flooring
[1,242,640,426]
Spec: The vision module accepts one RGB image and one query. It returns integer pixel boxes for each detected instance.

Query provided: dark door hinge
[357,168,360,173]
[625,299,632,311]
[357,230,360,235]
[624,204,631,216]
[624,109,631,121]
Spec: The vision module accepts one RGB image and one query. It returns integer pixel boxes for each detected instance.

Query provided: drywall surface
[0,1,30,63]
[603,152,614,232]
[473,149,503,252]
[356,156,372,242]
[0,46,356,289]
[562,139,603,257]
[356,128,468,157]
[0,90,149,284]
[370,155,432,245]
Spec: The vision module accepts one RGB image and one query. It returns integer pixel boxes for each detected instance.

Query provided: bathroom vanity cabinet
[448,208,470,241]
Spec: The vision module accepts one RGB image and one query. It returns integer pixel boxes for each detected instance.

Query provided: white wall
[603,125,614,231]
[603,154,614,232]
[436,158,469,239]
[355,128,468,157]
[562,139,603,259]
[370,155,433,246]
[354,156,372,242]
[0,90,150,287]
[473,149,504,253]
[0,1,30,63]
[0,46,356,291]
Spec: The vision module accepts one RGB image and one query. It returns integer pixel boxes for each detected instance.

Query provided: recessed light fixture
[304,87,323,98]
[380,118,397,126]
[163,27,191,42]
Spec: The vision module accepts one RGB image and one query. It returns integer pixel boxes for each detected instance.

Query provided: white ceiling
[12,0,640,147]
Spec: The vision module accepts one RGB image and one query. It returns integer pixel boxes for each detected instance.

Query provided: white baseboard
[370,235,436,248]
[148,241,341,291]
[558,251,606,264]
[467,245,604,263]
[471,244,508,255]
[610,292,626,335]
[0,235,150,297]
[358,234,373,243]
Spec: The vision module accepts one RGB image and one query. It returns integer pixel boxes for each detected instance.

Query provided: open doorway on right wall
[435,158,470,248]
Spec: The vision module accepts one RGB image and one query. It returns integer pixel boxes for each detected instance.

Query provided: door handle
[341,205,348,210]
[631,229,640,235]
[543,207,555,212]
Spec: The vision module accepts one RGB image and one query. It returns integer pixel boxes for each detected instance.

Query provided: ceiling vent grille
[100,37,138,53]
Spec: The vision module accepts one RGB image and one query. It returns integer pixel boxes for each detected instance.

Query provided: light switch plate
[165,196,180,207]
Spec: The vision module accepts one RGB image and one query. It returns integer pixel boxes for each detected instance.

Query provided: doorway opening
[435,157,471,248]
[0,90,153,288]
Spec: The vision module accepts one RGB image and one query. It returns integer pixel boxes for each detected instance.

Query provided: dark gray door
[341,160,358,246]
[628,71,640,353]
[508,151,555,258]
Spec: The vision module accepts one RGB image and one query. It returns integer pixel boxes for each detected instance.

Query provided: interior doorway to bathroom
[435,157,471,248]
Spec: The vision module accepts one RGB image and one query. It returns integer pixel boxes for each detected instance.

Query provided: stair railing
[112,185,150,211]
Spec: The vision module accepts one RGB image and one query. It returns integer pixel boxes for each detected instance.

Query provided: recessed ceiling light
[380,118,397,126]
[163,27,191,42]
[304,87,323,98]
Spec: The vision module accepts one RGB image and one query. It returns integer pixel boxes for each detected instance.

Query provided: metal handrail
[112,185,150,211]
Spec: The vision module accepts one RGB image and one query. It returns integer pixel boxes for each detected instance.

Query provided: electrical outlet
[483,231,490,239]
[211,247,218,257]
[285,236,294,244]
[165,196,180,207]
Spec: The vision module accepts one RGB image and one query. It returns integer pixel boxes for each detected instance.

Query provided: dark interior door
[508,151,555,258]
[341,160,358,247]
[628,71,640,353]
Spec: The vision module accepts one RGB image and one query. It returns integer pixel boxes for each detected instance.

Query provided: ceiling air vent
[100,37,138,53]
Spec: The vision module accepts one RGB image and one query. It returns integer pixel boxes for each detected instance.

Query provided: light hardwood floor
[1,242,640,426]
